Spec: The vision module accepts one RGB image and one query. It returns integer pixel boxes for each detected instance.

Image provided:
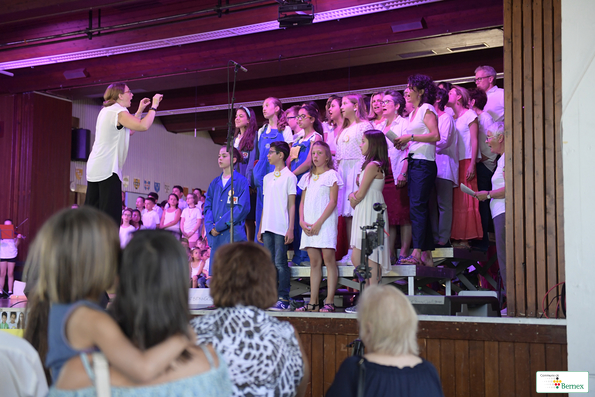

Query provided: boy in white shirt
[257,141,297,311]
[141,197,160,229]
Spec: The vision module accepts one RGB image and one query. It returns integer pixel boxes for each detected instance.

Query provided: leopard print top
[191,306,304,397]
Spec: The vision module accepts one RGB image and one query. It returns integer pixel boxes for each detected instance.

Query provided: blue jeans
[292,192,309,264]
[408,158,437,252]
[263,231,290,301]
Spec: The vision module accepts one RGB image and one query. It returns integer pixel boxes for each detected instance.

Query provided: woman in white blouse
[394,75,440,267]
[429,88,458,246]
[447,86,483,248]
[475,121,506,294]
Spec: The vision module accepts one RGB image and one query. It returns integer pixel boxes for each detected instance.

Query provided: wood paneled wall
[0,93,72,259]
[504,0,564,318]
[285,317,567,397]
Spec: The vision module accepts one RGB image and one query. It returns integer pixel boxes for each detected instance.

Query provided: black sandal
[296,303,319,312]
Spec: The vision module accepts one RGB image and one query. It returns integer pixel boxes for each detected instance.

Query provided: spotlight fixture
[278,0,314,28]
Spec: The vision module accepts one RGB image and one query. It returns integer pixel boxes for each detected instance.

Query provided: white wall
[561,0,595,394]
[70,100,221,202]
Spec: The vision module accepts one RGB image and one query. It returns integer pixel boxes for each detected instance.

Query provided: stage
[190,310,568,397]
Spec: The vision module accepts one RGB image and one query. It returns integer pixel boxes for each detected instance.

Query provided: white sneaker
[339,249,353,265]
[345,305,357,314]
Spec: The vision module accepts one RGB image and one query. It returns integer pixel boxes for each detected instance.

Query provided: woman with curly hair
[394,74,440,267]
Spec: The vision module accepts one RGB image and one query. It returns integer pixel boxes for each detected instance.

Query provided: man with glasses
[475,65,504,123]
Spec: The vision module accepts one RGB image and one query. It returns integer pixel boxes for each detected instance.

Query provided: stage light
[278,0,314,28]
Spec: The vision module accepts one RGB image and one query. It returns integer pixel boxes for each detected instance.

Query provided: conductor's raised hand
[139,98,151,109]
[152,94,163,108]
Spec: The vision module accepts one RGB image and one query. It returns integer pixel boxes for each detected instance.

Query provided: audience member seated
[0,331,48,397]
[119,208,136,248]
[131,209,143,230]
[48,230,233,396]
[141,196,160,229]
[326,285,444,397]
[191,242,308,397]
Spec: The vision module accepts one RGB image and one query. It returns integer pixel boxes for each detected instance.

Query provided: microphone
[230,60,248,73]
[373,202,386,247]
[373,202,387,212]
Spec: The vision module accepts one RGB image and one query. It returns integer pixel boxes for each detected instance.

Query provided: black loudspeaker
[71,128,91,161]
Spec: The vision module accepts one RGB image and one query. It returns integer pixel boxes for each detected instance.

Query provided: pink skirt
[451,159,482,240]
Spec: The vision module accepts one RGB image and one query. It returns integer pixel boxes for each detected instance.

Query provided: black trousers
[408,158,437,252]
[85,173,122,227]
[476,162,494,250]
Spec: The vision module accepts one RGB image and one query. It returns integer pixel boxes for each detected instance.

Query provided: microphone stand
[225,61,241,242]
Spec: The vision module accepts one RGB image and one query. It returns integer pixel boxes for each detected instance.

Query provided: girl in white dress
[296,141,343,313]
[348,130,390,290]
[336,94,373,262]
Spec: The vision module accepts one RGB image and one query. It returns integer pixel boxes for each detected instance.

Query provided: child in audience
[204,147,250,269]
[131,209,143,230]
[160,193,182,240]
[296,141,342,312]
[189,248,205,288]
[135,196,145,215]
[25,207,191,382]
[141,196,160,229]
[181,193,203,248]
[257,141,297,311]
[119,208,136,248]
[197,250,211,288]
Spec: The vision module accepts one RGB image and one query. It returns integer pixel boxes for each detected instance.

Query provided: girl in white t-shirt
[119,208,136,248]
[296,141,342,312]
[181,193,203,248]
[160,194,182,240]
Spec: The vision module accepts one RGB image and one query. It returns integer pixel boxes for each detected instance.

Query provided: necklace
[274,170,281,178]
[312,173,319,181]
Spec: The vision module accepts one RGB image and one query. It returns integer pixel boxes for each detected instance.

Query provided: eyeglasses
[268,150,279,155]
[382,100,394,105]
[475,76,493,82]
[286,116,296,120]
[297,114,311,120]
[123,90,132,94]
